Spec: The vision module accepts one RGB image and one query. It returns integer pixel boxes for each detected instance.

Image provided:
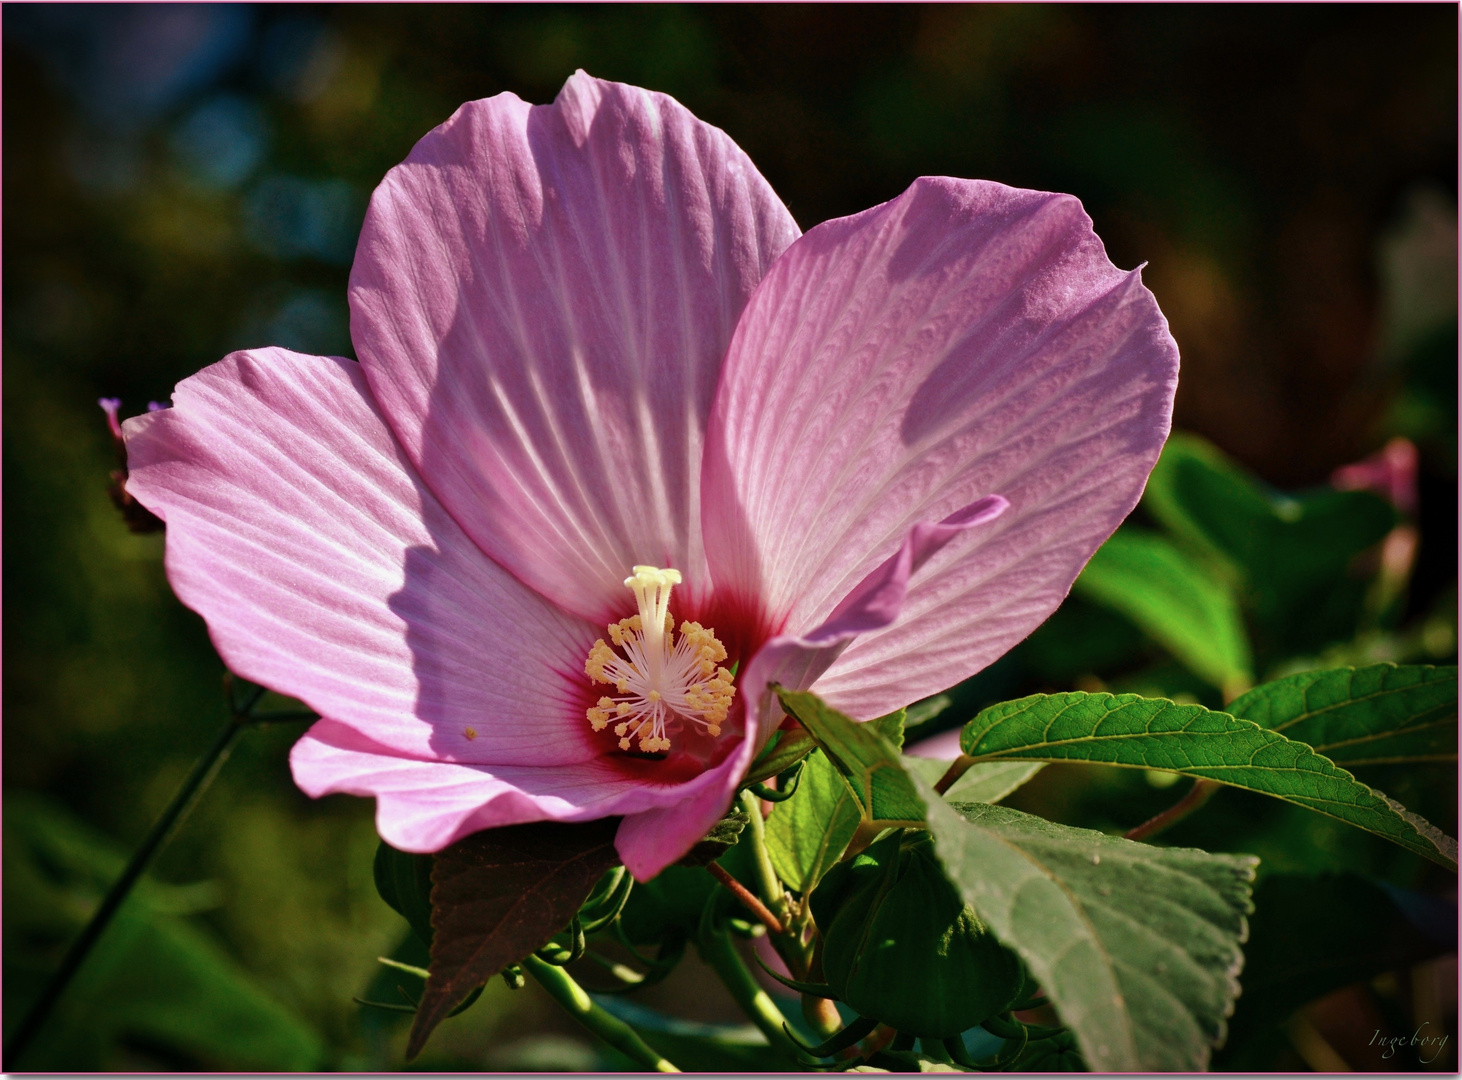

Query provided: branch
[1125,779,1220,842]
[707,862,784,935]
[933,754,976,796]
[6,716,244,1067]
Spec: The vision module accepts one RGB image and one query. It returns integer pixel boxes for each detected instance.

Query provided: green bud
[811,830,1024,1039]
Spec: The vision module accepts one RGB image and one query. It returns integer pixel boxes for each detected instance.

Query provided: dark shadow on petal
[380,83,786,788]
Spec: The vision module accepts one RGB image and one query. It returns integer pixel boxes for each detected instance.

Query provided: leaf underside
[373,841,436,947]
[959,691,1457,870]
[919,782,1257,1071]
[770,689,1258,1071]
[407,818,621,1059]
[901,757,1046,805]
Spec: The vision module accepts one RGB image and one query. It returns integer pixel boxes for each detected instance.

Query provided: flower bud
[810,829,1024,1038]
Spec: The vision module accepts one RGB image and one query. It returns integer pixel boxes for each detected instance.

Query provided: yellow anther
[585,565,736,756]
[464,727,478,740]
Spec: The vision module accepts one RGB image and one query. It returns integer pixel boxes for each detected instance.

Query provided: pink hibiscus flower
[122,73,1178,880]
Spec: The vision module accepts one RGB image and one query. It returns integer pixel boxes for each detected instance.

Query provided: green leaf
[409,818,621,1060]
[959,692,1457,869]
[762,692,1260,1070]
[811,831,1025,1038]
[617,865,715,947]
[743,728,818,787]
[1142,432,1397,645]
[913,775,1258,1071]
[1145,433,1397,580]
[676,809,750,867]
[765,750,862,893]
[1227,663,1457,767]
[869,708,907,748]
[904,694,954,732]
[1217,873,1454,1063]
[902,757,1045,804]
[373,840,436,947]
[1074,527,1252,696]
[774,688,925,827]
[1143,432,1280,564]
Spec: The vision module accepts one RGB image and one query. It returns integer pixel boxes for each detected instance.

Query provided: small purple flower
[122,73,1178,878]
[100,397,164,533]
[98,397,125,441]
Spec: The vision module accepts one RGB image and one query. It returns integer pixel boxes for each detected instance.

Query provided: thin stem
[521,954,679,1072]
[1125,778,1220,842]
[735,789,815,984]
[801,992,842,1040]
[697,927,803,1064]
[6,716,243,1067]
[707,862,784,935]
[737,789,787,922]
[933,754,976,796]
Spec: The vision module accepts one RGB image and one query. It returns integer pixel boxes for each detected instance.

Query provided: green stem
[738,789,786,922]
[521,954,679,1072]
[698,927,803,1064]
[736,787,818,978]
[6,715,244,1067]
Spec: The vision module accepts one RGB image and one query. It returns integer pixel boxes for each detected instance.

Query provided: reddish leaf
[406,818,621,1059]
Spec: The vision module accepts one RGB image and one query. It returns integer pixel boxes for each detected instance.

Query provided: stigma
[585,565,735,753]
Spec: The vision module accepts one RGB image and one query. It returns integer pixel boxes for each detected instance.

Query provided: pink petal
[611,739,758,880]
[122,348,599,768]
[737,497,1006,757]
[549,503,1012,880]
[905,727,963,760]
[350,71,800,623]
[293,717,754,879]
[705,177,1178,719]
[1331,436,1418,516]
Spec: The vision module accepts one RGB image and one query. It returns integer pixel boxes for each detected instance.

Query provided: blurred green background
[4,4,1456,1071]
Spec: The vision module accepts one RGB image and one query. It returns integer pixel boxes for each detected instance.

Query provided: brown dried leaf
[406,818,621,1059]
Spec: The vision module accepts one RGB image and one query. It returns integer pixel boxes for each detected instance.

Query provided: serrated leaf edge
[961,692,1458,870]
